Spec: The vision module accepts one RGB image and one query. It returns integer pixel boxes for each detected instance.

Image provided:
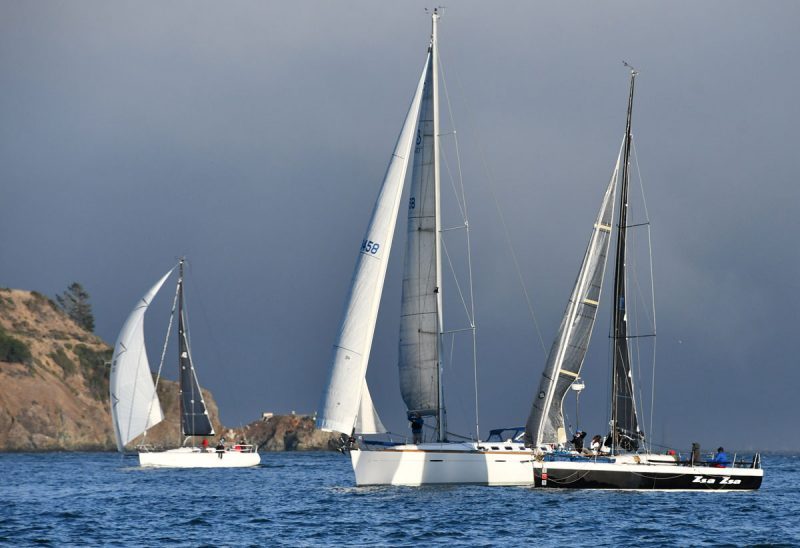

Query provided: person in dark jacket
[409,413,424,444]
[711,447,730,467]
[216,437,226,459]
[570,431,587,452]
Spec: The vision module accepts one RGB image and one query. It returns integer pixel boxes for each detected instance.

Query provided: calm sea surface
[1,452,798,546]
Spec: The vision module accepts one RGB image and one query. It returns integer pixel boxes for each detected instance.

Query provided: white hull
[351,442,534,486]
[139,447,260,468]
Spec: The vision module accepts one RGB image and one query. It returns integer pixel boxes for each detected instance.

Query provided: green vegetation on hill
[74,344,111,401]
[56,283,95,332]
[0,327,32,365]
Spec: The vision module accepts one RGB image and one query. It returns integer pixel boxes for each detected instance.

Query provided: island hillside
[0,288,343,452]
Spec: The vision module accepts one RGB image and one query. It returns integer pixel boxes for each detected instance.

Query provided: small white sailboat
[110,259,260,468]
[317,10,534,487]
[525,67,763,490]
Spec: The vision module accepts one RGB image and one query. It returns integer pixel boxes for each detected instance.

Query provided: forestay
[316,56,429,435]
[525,148,620,448]
[110,268,173,452]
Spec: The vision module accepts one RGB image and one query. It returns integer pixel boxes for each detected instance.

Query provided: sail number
[361,239,380,255]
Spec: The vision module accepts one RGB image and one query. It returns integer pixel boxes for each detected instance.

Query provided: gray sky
[2,1,798,451]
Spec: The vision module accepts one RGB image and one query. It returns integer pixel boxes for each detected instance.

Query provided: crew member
[711,446,730,468]
[409,413,424,444]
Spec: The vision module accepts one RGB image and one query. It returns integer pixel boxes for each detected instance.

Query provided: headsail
[398,43,441,418]
[177,260,214,437]
[354,379,387,434]
[610,70,643,452]
[525,149,620,448]
[110,268,173,452]
[316,56,429,435]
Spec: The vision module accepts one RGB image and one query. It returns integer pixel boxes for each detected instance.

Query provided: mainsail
[110,268,173,452]
[610,70,643,451]
[398,40,441,418]
[524,151,620,448]
[316,56,429,435]
[177,261,214,437]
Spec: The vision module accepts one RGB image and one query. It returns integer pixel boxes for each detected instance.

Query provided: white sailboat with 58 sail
[316,10,534,486]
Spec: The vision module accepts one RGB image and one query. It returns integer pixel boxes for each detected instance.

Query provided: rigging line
[441,237,473,324]
[144,272,180,441]
[632,137,658,442]
[437,52,468,224]
[439,52,481,441]
[441,52,546,357]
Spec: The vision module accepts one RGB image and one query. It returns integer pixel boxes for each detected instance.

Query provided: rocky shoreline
[0,288,341,452]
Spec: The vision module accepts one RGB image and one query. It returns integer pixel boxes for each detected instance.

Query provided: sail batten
[110,269,173,452]
[316,56,430,435]
[525,148,620,448]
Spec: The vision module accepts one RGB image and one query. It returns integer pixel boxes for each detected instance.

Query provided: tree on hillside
[56,282,95,332]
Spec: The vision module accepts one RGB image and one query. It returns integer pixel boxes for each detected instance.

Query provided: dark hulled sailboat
[525,68,762,490]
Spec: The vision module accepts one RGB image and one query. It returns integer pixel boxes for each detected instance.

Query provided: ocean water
[1,452,798,547]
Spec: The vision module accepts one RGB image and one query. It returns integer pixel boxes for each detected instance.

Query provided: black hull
[536,466,762,490]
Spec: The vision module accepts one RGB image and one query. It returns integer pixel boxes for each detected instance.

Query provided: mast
[177,258,214,440]
[431,8,447,443]
[610,68,641,453]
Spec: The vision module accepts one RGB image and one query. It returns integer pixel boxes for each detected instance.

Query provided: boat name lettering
[692,475,741,485]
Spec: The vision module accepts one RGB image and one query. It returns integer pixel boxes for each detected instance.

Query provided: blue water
[1,452,798,546]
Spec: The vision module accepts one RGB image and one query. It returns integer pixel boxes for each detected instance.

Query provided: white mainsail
[525,145,621,448]
[398,48,440,417]
[316,57,430,434]
[110,268,173,452]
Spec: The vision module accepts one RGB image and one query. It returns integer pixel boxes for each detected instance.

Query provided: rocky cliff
[0,288,340,452]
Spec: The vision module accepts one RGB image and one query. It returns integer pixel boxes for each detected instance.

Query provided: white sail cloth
[398,54,440,416]
[317,56,430,434]
[110,268,173,451]
[354,380,387,434]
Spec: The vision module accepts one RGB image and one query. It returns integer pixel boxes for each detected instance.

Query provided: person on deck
[202,438,209,453]
[409,413,424,444]
[711,447,730,468]
[216,438,225,459]
[590,435,603,455]
[570,431,586,452]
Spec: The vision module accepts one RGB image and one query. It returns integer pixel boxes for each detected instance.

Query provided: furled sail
[177,264,214,437]
[110,268,173,452]
[316,56,429,434]
[354,379,387,434]
[525,149,621,448]
[610,70,643,451]
[398,49,441,417]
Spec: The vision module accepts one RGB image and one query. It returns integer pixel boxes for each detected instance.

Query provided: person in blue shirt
[711,446,730,467]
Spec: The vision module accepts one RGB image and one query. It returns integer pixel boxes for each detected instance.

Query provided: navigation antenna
[622,60,639,74]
